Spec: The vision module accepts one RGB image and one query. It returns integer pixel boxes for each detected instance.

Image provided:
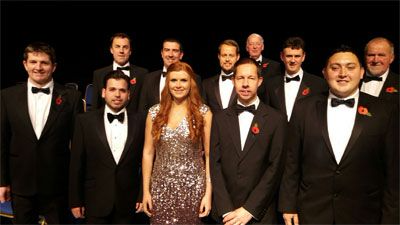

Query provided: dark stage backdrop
[1,1,399,93]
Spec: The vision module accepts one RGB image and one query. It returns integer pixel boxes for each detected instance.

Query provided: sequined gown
[149,104,208,225]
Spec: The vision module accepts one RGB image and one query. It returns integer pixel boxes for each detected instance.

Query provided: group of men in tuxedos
[0,33,398,225]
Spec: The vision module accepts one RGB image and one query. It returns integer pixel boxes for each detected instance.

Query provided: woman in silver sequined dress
[142,62,213,225]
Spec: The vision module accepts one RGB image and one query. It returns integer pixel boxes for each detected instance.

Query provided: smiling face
[246,34,264,59]
[323,52,364,98]
[161,41,183,68]
[233,62,263,105]
[218,44,240,74]
[168,70,191,103]
[23,52,56,87]
[102,78,130,112]
[110,37,131,66]
[365,38,394,77]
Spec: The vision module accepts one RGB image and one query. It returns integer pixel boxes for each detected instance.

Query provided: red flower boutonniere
[385,86,398,93]
[130,77,137,85]
[251,123,260,135]
[262,63,269,68]
[55,95,63,105]
[302,87,310,96]
[358,106,372,117]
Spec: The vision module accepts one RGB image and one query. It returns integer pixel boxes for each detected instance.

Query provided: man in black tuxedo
[245,33,282,103]
[203,39,241,114]
[264,37,328,121]
[210,58,286,224]
[360,37,399,105]
[138,38,202,113]
[69,70,145,224]
[91,32,148,112]
[279,45,399,224]
[0,42,83,224]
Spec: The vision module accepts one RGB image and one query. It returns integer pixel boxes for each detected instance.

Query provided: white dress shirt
[28,79,54,139]
[113,61,130,77]
[104,105,128,164]
[237,97,260,150]
[219,71,234,109]
[327,90,359,164]
[284,68,303,121]
[159,67,167,99]
[360,69,389,97]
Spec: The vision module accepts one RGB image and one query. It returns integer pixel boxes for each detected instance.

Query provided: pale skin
[71,78,143,219]
[110,37,131,66]
[0,52,56,202]
[222,62,263,225]
[142,71,212,218]
[282,52,364,225]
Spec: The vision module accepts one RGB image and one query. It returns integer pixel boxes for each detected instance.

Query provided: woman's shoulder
[199,104,210,115]
[148,104,160,120]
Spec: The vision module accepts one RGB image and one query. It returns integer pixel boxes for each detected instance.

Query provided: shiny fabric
[148,104,208,225]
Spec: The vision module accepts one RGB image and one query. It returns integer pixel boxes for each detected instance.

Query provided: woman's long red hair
[152,62,204,144]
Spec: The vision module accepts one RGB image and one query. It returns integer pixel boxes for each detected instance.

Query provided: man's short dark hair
[103,70,131,89]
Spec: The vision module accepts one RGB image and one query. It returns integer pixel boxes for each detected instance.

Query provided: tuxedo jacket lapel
[95,109,116,166]
[226,108,242,157]
[275,79,286,114]
[41,83,68,138]
[317,97,336,162]
[213,76,223,109]
[17,84,37,142]
[296,76,310,102]
[240,104,268,160]
[119,112,136,164]
[339,97,366,165]
[152,71,162,104]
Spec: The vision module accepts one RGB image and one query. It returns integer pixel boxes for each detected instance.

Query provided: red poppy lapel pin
[130,77,137,85]
[55,95,63,105]
[302,87,310,96]
[262,63,269,68]
[358,106,372,117]
[251,123,260,135]
[385,86,398,93]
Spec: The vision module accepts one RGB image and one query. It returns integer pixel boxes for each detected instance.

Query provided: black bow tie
[161,72,166,77]
[331,98,355,108]
[117,66,130,71]
[31,87,50,94]
[107,112,124,123]
[221,74,233,81]
[285,75,300,83]
[235,104,256,114]
[363,76,383,83]
[256,60,262,66]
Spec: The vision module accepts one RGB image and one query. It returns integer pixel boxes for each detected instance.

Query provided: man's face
[280,48,305,75]
[218,44,240,73]
[102,78,130,112]
[161,41,183,68]
[233,63,263,105]
[110,37,131,66]
[323,52,364,98]
[365,39,394,77]
[246,36,264,59]
[23,52,56,87]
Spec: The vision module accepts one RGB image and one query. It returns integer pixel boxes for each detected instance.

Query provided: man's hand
[0,186,11,203]
[71,207,85,219]
[283,213,299,225]
[223,207,252,225]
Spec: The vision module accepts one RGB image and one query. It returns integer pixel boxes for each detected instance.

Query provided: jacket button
[335,170,341,175]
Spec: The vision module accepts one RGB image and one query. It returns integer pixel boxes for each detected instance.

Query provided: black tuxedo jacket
[279,93,399,224]
[210,102,286,223]
[202,75,237,114]
[1,82,83,195]
[263,71,328,119]
[138,69,203,113]
[69,108,145,217]
[257,57,282,103]
[361,70,399,105]
[91,64,148,112]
